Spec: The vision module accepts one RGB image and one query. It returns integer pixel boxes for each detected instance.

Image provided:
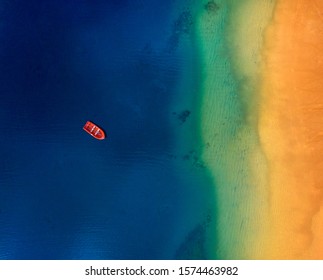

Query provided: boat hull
[83,121,106,140]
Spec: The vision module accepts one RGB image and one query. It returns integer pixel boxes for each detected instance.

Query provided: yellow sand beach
[259,0,323,259]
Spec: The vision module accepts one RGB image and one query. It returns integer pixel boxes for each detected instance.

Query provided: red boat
[83,121,106,140]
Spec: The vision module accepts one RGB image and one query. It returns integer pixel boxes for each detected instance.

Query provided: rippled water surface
[0,0,215,259]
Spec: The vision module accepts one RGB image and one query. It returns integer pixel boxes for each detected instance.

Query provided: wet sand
[196,0,275,259]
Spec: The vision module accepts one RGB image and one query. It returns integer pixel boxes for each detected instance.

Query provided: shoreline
[195,0,275,258]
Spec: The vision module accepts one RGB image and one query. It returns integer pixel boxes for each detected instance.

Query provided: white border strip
[0,260,322,280]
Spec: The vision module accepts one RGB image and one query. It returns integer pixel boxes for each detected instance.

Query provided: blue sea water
[0,0,215,259]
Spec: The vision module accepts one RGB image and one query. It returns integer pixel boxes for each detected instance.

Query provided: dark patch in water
[175,224,207,259]
[182,154,190,161]
[167,9,194,52]
[175,209,214,259]
[169,149,205,169]
[188,153,205,169]
[192,158,205,169]
[204,1,219,13]
[173,10,194,34]
[173,110,191,123]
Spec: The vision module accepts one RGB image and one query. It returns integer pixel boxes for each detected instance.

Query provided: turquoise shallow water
[0,0,216,259]
[195,0,276,259]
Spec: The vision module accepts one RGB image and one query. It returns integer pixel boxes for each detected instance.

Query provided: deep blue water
[0,0,215,259]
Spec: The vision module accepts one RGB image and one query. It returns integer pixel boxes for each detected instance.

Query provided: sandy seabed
[197,0,323,259]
